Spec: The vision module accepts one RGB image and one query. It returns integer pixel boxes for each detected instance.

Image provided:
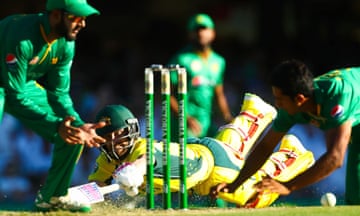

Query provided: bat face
[68,182,121,204]
[68,182,105,204]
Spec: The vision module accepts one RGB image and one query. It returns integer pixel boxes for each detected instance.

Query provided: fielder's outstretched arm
[211,129,285,196]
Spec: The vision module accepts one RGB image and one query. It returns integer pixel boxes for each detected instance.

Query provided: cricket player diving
[88,93,315,208]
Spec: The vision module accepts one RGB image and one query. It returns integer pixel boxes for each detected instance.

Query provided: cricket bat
[67,182,121,204]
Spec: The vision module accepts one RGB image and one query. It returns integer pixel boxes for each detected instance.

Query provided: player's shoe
[239,92,277,119]
[34,191,92,212]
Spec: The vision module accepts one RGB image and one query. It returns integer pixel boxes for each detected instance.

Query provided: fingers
[254,178,272,191]
[64,136,83,145]
[210,183,228,199]
[84,137,102,148]
[93,121,107,129]
[187,117,202,136]
[63,116,76,127]
[59,120,106,147]
[253,178,290,195]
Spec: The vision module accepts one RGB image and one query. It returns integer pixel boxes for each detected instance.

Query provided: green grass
[1,206,360,216]
[1,201,360,216]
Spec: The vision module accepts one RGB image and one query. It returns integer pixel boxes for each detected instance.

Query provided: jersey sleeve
[315,71,357,129]
[319,88,353,129]
[2,39,64,139]
[88,138,147,185]
[88,153,117,184]
[215,54,226,86]
[272,109,296,132]
[126,138,147,161]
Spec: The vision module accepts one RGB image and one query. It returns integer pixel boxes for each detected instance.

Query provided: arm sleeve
[216,56,226,85]
[272,109,295,132]
[3,40,64,138]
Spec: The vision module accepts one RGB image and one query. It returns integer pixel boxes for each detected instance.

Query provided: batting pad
[218,134,315,208]
[215,92,277,159]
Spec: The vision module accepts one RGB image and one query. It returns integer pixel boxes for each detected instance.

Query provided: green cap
[95,105,136,136]
[46,0,100,17]
[187,13,215,31]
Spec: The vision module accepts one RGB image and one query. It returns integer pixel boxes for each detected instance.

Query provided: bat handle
[99,184,121,195]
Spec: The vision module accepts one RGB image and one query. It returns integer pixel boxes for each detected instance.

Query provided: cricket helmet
[96,105,140,161]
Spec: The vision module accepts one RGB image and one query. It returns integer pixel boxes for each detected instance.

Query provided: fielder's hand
[58,116,106,147]
[254,177,291,195]
[58,116,83,145]
[187,116,202,136]
[210,182,238,199]
[79,122,107,148]
[113,162,144,188]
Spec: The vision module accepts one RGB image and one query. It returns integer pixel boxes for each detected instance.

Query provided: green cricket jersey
[169,45,226,137]
[273,67,360,131]
[0,13,84,141]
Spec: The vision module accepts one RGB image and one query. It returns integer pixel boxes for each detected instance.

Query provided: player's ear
[49,9,63,23]
[294,94,308,106]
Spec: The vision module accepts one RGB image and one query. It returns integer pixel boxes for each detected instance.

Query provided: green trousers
[346,124,360,204]
[0,84,83,201]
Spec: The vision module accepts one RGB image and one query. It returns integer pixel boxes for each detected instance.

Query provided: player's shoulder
[172,45,194,57]
[210,49,224,58]
[1,13,43,29]
[132,138,147,150]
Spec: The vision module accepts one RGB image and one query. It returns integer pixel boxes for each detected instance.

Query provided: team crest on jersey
[190,60,202,72]
[211,63,220,73]
[5,53,18,71]
[51,57,58,64]
[330,105,344,118]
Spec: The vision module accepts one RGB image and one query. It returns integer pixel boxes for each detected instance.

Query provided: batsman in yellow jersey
[88,93,315,208]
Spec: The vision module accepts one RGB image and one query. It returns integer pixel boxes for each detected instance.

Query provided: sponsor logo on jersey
[191,76,203,86]
[5,53,18,71]
[330,105,344,118]
[191,76,215,87]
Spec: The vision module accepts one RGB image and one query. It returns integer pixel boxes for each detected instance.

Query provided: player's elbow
[328,153,345,169]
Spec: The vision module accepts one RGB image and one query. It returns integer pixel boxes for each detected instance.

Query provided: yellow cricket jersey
[88,136,245,195]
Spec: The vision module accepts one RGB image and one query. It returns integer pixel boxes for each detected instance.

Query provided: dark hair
[270,59,314,98]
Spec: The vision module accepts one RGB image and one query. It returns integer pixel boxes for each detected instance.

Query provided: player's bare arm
[268,121,352,195]
[210,129,284,197]
[215,85,233,122]
[171,95,202,135]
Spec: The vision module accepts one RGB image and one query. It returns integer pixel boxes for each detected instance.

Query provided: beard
[54,18,76,41]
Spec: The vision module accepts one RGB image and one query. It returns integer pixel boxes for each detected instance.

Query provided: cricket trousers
[0,83,83,202]
[346,124,360,204]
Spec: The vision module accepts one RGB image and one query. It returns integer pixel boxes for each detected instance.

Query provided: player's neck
[195,46,212,59]
[303,98,318,115]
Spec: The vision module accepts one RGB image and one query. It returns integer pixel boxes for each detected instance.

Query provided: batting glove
[113,162,144,188]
